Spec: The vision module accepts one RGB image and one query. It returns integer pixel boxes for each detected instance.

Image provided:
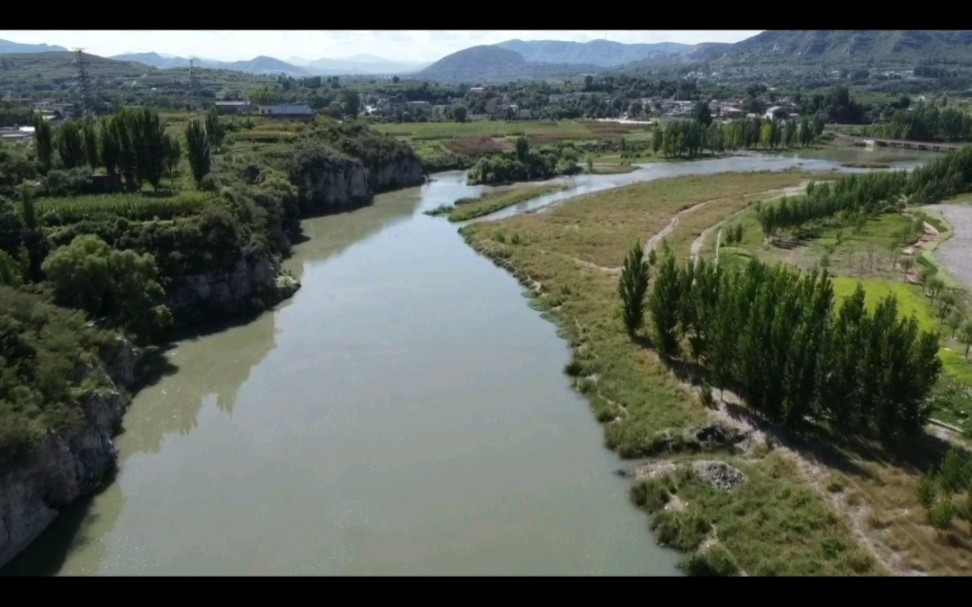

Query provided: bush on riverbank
[0,286,116,462]
[467,138,581,185]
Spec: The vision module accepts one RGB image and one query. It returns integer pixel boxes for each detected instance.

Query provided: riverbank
[425,183,568,222]
[0,117,427,569]
[460,170,890,575]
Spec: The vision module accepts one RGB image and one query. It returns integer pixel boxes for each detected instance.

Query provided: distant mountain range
[494,39,692,67]
[5,31,972,84]
[713,30,972,66]
[415,46,598,84]
[108,51,426,77]
[0,39,68,54]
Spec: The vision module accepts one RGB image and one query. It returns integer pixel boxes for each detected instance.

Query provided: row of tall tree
[621,251,942,441]
[872,103,972,142]
[651,115,824,159]
[755,145,972,235]
[32,107,229,191]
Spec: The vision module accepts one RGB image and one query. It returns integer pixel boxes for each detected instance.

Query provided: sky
[0,30,763,63]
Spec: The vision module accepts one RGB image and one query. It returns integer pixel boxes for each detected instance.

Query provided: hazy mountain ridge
[110,51,425,76]
[0,38,69,54]
[716,30,972,65]
[416,45,599,84]
[495,39,692,67]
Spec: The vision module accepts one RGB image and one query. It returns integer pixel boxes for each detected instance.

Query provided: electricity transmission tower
[74,48,95,117]
[189,58,202,104]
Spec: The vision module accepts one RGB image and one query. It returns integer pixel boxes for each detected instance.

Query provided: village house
[214,101,254,115]
[0,126,35,144]
[764,104,797,121]
[257,104,316,121]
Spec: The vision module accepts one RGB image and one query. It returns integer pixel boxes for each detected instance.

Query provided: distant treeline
[652,115,824,158]
[756,145,972,234]
[868,103,972,142]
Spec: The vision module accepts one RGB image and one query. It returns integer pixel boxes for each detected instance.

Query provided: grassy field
[831,277,938,332]
[459,170,889,575]
[445,184,566,222]
[35,191,213,225]
[375,119,646,141]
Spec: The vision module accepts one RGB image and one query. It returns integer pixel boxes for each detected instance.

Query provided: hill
[112,53,308,76]
[416,45,596,84]
[0,38,68,54]
[495,39,691,67]
[718,30,972,66]
[0,52,277,105]
[306,54,428,75]
[113,51,420,76]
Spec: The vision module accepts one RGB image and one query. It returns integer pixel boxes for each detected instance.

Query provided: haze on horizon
[0,30,763,63]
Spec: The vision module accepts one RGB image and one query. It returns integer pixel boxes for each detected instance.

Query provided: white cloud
[0,30,763,63]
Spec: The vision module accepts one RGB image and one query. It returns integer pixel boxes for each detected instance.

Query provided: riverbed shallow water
[1,147,935,576]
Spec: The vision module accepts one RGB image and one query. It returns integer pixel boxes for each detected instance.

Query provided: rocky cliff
[294,154,425,216]
[368,156,425,194]
[166,253,298,326]
[0,338,138,569]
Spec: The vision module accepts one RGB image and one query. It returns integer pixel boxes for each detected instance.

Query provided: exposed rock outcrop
[166,254,297,326]
[369,156,425,193]
[692,460,747,492]
[0,340,137,569]
[295,155,425,216]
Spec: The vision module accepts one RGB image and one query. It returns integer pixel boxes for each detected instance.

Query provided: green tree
[926,276,945,302]
[515,136,530,163]
[108,109,140,190]
[0,249,21,286]
[454,104,468,123]
[342,89,361,119]
[55,121,85,169]
[81,118,99,169]
[760,120,776,149]
[185,118,211,188]
[99,117,120,176]
[899,255,915,280]
[204,107,226,152]
[618,242,650,335]
[962,321,972,359]
[135,108,167,190]
[162,134,181,187]
[41,234,172,342]
[32,114,53,174]
[649,251,682,358]
[693,100,712,127]
[946,309,964,339]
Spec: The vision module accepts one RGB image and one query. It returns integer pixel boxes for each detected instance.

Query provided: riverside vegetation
[461,149,972,575]
[0,106,423,567]
[424,183,565,222]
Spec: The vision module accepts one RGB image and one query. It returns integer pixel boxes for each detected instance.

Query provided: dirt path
[688,182,815,265]
[900,216,940,284]
[691,221,723,264]
[644,201,708,254]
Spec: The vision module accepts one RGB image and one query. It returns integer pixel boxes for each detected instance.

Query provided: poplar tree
[618,242,650,335]
[185,118,211,188]
[649,252,682,358]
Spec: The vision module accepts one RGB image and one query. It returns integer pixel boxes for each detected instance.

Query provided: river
[1,148,933,576]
